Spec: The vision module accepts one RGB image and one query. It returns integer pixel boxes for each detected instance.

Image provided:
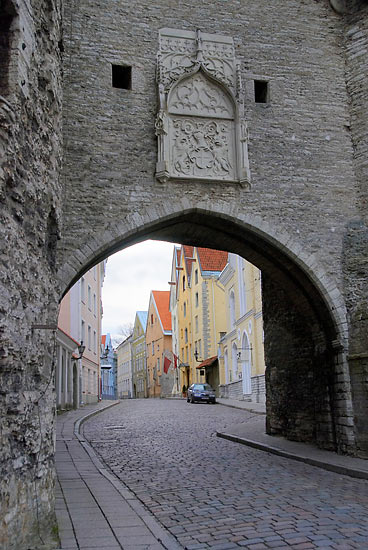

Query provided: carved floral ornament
[155,28,251,189]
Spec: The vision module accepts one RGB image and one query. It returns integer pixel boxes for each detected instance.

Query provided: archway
[57,207,352,453]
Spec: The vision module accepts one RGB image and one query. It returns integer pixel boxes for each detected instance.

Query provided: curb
[73,401,183,550]
[217,401,266,415]
[217,432,368,480]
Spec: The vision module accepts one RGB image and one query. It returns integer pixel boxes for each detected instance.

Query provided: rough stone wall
[342,1,368,456]
[0,1,63,548]
[263,275,341,451]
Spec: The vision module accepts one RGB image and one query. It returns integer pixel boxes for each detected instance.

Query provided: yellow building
[174,246,228,394]
[218,253,266,403]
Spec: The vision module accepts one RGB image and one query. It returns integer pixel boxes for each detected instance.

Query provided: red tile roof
[152,290,172,332]
[197,248,228,272]
[196,356,218,368]
[101,335,106,346]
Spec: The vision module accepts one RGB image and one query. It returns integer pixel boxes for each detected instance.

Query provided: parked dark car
[187,383,216,404]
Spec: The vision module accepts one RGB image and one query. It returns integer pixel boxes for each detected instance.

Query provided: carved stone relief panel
[156,28,250,188]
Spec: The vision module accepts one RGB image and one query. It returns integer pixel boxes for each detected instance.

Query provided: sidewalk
[217,397,368,480]
[55,401,182,550]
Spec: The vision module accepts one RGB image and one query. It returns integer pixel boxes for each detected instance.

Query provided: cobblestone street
[82,400,368,550]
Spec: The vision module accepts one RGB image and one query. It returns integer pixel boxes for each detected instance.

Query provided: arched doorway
[57,207,352,454]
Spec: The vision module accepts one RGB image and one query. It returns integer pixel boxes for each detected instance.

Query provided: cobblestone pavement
[82,399,368,550]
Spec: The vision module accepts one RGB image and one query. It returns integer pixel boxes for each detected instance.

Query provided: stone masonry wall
[342,2,368,456]
[0,1,63,548]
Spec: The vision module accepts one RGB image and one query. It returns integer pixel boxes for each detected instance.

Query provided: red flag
[163,356,172,374]
[173,353,178,369]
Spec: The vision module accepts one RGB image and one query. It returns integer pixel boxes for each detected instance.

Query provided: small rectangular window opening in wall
[112,64,132,90]
[254,80,269,104]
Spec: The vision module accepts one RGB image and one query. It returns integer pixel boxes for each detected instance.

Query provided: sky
[101,240,177,344]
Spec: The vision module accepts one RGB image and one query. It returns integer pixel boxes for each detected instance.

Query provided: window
[184,328,188,343]
[157,357,160,372]
[151,314,154,325]
[195,292,199,307]
[183,276,185,291]
[254,80,269,104]
[93,266,96,280]
[183,302,186,317]
[182,348,184,361]
[81,320,85,344]
[112,64,132,90]
[88,285,91,310]
[88,325,91,350]
[195,269,198,285]
[93,293,96,315]
[152,342,154,355]
[81,277,85,302]
[93,330,96,354]
[195,315,198,333]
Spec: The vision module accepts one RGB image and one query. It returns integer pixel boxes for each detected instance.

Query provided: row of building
[55,261,117,410]
[116,245,266,404]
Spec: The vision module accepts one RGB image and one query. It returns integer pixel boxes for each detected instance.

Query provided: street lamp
[72,341,85,361]
[194,349,203,362]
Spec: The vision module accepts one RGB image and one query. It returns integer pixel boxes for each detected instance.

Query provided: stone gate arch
[57,204,352,454]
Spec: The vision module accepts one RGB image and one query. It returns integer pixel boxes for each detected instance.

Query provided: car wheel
[190,396,194,404]
[187,397,190,402]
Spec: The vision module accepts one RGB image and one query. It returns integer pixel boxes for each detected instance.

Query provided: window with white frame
[93,293,96,315]
[88,325,91,350]
[81,319,85,345]
[88,285,91,310]
[93,330,96,354]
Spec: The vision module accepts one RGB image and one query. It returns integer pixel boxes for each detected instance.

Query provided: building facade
[131,311,148,398]
[146,291,173,397]
[175,246,228,394]
[57,262,105,409]
[116,334,133,399]
[101,333,116,399]
[218,253,266,403]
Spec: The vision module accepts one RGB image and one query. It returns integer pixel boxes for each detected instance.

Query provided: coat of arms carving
[155,28,250,188]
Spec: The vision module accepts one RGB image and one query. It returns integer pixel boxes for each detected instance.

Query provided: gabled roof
[136,311,148,331]
[197,247,228,273]
[176,247,181,265]
[152,290,172,333]
[183,245,195,280]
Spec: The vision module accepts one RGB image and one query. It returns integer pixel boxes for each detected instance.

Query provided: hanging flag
[173,353,178,369]
[163,356,172,374]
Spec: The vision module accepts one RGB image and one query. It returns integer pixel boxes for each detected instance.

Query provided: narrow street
[82,400,368,550]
